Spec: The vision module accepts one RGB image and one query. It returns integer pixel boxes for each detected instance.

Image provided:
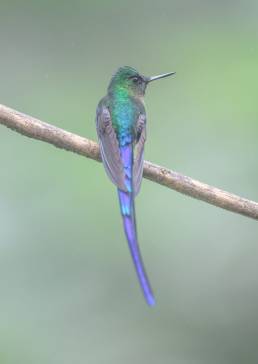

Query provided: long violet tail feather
[118,144,155,306]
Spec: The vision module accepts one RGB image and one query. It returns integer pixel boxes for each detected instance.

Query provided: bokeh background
[0,1,258,363]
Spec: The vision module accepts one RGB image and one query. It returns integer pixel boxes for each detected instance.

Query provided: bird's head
[107,66,175,98]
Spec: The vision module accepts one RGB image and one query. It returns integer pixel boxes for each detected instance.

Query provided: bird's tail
[118,144,155,306]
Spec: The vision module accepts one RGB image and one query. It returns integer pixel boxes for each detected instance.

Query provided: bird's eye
[131,76,139,83]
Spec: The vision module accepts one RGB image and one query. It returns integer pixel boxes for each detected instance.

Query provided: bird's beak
[146,71,176,83]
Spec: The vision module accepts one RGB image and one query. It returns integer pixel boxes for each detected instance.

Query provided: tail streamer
[118,144,155,306]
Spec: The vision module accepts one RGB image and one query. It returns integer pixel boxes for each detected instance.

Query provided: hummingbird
[96,66,175,306]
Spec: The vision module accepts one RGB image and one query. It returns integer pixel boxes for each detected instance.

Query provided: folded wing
[133,114,146,195]
[96,104,127,191]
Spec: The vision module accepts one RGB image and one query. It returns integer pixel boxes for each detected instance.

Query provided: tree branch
[0,103,258,221]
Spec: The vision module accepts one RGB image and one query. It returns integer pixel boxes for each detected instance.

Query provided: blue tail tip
[146,295,156,307]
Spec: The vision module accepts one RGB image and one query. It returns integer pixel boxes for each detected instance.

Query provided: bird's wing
[133,114,146,196]
[96,104,127,191]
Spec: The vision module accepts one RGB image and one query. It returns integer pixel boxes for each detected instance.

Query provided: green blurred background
[0,1,258,363]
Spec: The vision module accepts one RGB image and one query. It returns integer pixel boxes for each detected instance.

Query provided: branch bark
[0,103,258,221]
